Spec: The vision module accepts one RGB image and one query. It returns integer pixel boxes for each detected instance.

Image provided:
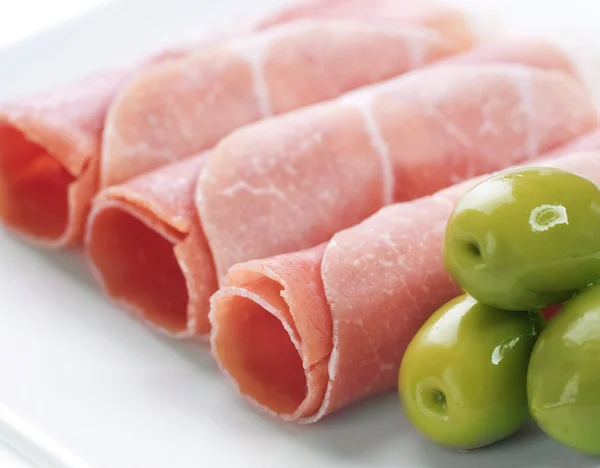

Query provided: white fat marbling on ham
[513,66,538,158]
[341,91,394,205]
[227,32,275,118]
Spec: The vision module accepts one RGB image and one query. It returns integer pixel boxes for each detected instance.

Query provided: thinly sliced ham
[86,40,597,338]
[101,19,473,187]
[0,0,465,247]
[209,148,600,423]
[199,51,594,279]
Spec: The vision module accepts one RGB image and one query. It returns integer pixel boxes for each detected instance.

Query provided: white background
[0,0,111,49]
[0,2,109,465]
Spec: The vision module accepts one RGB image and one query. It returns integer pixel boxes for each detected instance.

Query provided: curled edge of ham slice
[209,146,600,423]
[85,155,216,336]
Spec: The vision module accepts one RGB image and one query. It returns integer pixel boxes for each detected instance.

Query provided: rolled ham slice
[210,148,600,423]
[199,47,594,279]
[0,0,465,247]
[101,19,473,187]
[86,40,597,338]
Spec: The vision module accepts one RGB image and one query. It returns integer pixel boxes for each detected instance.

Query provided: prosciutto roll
[0,0,467,247]
[86,40,596,336]
[209,148,600,423]
[199,48,590,279]
[101,19,472,187]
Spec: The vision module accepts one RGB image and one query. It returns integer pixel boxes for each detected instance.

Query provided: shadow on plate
[286,391,410,458]
[290,409,599,467]
[415,422,599,468]
[1,232,97,289]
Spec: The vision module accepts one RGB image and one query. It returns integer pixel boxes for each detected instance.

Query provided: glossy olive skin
[445,167,600,311]
[528,281,600,455]
[399,294,543,450]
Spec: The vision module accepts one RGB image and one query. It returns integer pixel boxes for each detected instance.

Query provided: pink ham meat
[86,40,596,338]
[0,0,465,247]
[548,127,600,155]
[101,19,473,187]
[199,49,594,280]
[210,148,600,422]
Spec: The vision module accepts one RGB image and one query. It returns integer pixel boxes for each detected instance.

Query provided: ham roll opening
[211,246,332,420]
[0,54,195,247]
[0,122,76,241]
[0,71,126,246]
[86,156,217,336]
[87,202,189,332]
[213,288,308,415]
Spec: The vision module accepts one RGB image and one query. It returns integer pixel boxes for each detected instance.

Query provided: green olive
[399,294,544,450]
[528,281,600,455]
[444,167,600,311]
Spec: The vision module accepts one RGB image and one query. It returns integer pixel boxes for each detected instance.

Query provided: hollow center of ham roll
[0,124,74,240]
[212,249,333,420]
[86,205,189,332]
[212,281,308,415]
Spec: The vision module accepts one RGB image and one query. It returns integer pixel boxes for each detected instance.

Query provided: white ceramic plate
[2,1,600,467]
